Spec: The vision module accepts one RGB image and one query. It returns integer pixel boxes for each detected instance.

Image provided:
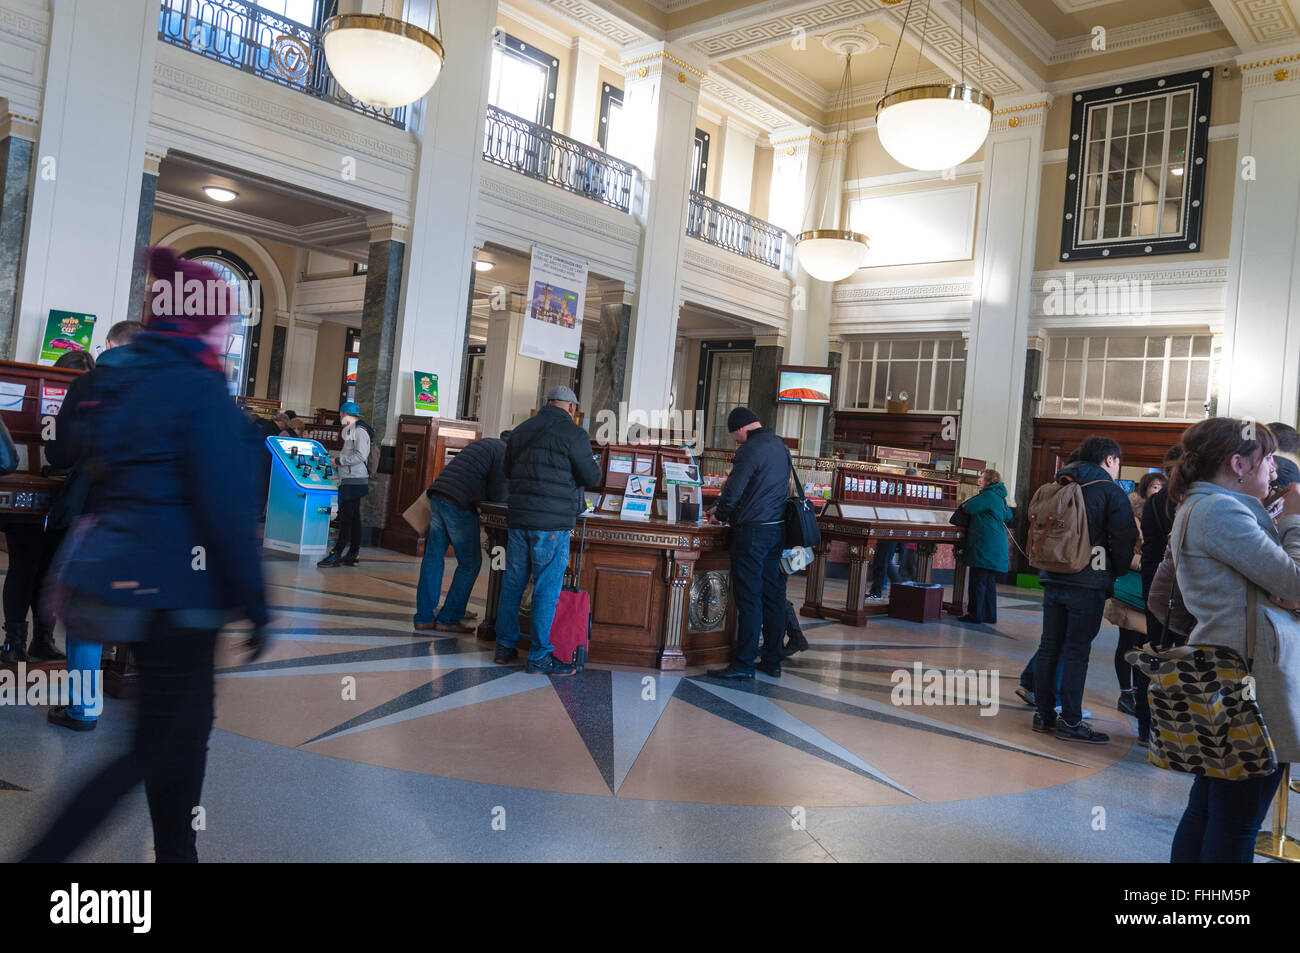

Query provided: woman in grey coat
[1168,417,1300,862]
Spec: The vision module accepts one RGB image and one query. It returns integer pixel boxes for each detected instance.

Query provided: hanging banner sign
[519,246,586,369]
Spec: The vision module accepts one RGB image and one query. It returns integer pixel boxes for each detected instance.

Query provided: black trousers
[1114,626,1145,691]
[966,567,999,622]
[23,620,219,863]
[3,524,62,638]
[334,498,363,558]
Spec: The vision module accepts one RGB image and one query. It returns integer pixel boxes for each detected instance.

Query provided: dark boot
[28,622,65,662]
[1,623,29,664]
[316,551,341,568]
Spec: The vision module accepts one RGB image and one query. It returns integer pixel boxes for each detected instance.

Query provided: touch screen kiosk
[264,435,338,556]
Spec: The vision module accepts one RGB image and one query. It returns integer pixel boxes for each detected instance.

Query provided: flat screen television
[777,365,835,406]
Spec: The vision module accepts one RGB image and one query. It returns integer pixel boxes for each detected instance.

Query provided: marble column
[748,340,784,429]
[125,152,163,325]
[356,221,406,449]
[15,0,158,359]
[389,0,498,440]
[621,43,707,419]
[1221,54,1300,422]
[1010,336,1045,564]
[959,98,1050,487]
[0,114,35,359]
[591,290,631,426]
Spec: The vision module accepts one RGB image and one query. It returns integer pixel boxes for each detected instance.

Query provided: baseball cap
[545,386,579,405]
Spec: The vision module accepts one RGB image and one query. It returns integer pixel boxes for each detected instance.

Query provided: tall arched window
[184,249,263,398]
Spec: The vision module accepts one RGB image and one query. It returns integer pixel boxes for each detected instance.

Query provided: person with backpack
[1166,418,1300,862]
[319,401,374,568]
[493,387,602,676]
[955,468,1014,625]
[1026,435,1138,744]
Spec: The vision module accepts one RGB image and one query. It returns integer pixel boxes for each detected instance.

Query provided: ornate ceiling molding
[1219,0,1300,48]
[743,49,951,112]
[538,0,653,47]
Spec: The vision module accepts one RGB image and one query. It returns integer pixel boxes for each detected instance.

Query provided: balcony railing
[482,105,639,214]
[686,191,790,271]
[158,0,405,128]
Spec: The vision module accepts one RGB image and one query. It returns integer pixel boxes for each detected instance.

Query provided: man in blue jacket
[494,387,602,675]
[413,431,510,633]
[1034,435,1138,744]
[706,407,791,679]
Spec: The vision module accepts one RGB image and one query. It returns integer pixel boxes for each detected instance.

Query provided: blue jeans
[967,567,999,622]
[66,636,102,723]
[495,528,571,664]
[730,522,786,672]
[869,541,902,597]
[1036,584,1107,723]
[1172,767,1286,862]
[414,496,483,626]
[1020,649,1064,693]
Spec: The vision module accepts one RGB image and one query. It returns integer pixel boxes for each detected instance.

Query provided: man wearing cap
[319,401,372,568]
[705,407,792,679]
[494,386,603,675]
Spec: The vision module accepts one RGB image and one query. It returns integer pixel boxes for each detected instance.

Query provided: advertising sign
[40,310,96,366]
[520,246,586,368]
[412,371,439,415]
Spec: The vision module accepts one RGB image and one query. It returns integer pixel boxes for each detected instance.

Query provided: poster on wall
[39,310,96,366]
[519,246,586,369]
[412,371,439,415]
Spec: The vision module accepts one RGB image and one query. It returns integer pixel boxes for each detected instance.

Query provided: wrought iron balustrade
[158,0,405,128]
[482,105,639,214]
[686,191,789,271]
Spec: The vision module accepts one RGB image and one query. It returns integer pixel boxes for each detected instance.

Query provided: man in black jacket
[413,431,510,634]
[705,407,791,680]
[494,386,602,675]
[1034,435,1138,744]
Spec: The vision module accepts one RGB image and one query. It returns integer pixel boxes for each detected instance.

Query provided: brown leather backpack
[1026,477,1106,573]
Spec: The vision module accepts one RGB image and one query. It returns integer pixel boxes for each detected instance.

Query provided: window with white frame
[1061,68,1212,262]
[1040,333,1213,420]
[257,0,321,27]
[842,338,966,413]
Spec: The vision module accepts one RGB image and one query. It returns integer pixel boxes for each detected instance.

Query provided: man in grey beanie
[705,407,793,679]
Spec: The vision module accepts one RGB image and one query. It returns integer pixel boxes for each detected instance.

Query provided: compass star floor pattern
[201,559,1131,807]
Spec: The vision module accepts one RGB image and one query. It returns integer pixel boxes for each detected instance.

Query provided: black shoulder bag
[784,456,821,549]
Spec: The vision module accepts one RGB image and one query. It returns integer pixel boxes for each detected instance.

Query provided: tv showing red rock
[777,370,833,405]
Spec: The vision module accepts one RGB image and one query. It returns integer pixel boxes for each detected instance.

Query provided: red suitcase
[548,517,591,670]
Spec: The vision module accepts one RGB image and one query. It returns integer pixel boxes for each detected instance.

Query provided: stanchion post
[1254,763,1300,861]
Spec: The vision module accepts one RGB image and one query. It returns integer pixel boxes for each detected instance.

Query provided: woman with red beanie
[22,246,270,863]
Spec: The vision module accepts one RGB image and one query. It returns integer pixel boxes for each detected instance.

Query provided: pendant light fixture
[876,0,993,171]
[794,35,872,283]
[321,0,445,110]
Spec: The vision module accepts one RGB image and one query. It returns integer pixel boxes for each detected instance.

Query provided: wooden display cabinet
[381,415,482,556]
[0,360,82,521]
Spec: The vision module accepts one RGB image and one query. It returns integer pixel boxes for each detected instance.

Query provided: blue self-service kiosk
[264,435,338,556]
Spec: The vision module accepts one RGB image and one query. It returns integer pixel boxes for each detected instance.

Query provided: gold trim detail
[877,83,994,115]
[1239,52,1300,71]
[1007,116,1020,127]
[637,66,647,78]
[993,100,1048,115]
[796,228,869,246]
[623,50,706,80]
[321,14,445,62]
[1276,69,1290,82]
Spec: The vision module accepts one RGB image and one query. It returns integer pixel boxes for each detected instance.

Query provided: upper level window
[258,0,321,27]
[842,338,966,413]
[1060,68,1213,262]
[489,30,558,128]
[599,83,626,157]
[1041,333,1213,420]
[691,129,710,194]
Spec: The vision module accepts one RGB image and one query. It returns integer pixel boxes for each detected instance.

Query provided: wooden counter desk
[477,504,734,670]
[801,465,968,626]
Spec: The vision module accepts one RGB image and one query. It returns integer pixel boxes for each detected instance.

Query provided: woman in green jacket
[957,469,1015,624]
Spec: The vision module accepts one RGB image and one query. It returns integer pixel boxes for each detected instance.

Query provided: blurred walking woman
[22,247,270,863]
[1167,417,1300,863]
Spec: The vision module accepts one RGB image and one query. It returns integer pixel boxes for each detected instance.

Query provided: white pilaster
[1221,51,1300,423]
[390,0,498,436]
[15,0,158,359]
[716,115,759,213]
[960,99,1050,482]
[621,43,706,418]
[565,36,606,145]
